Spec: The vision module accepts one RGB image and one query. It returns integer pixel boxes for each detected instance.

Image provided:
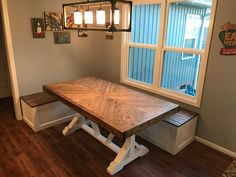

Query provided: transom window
[121,0,217,107]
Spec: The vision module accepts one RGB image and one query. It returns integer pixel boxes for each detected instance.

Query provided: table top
[43,77,179,140]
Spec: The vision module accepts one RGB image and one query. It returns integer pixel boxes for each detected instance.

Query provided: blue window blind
[131,4,160,45]
[128,47,155,84]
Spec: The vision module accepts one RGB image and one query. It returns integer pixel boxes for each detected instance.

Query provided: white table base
[63,114,149,175]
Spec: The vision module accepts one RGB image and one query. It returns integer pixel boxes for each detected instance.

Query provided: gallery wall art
[31,18,45,38]
[44,12,63,31]
[54,32,71,44]
[219,22,236,55]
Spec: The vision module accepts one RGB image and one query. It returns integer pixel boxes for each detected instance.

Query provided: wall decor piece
[106,32,114,40]
[44,12,63,31]
[31,18,45,38]
[219,22,236,55]
[78,30,88,38]
[106,23,113,40]
[54,32,71,44]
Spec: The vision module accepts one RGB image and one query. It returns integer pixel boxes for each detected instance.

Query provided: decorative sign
[219,22,236,55]
[31,18,45,38]
[44,12,63,31]
[54,32,71,44]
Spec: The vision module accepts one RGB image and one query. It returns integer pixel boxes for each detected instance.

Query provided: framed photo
[44,12,63,31]
[54,32,71,44]
[31,18,45,38]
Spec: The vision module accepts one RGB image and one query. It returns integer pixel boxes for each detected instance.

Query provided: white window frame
[182,14,202,60]
[120,0,217,107]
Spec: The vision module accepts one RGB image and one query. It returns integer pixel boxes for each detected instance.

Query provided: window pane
[131,4,160,45]
[128,47,155,84]
[161,51,201,96]
[166,2,212,49]
[201,14,210,49]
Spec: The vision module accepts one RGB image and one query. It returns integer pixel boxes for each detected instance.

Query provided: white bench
[139,109,198,155]
[21,92,75,132]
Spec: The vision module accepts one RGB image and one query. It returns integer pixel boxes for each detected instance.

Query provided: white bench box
[139,110,198,155]
[21,92,75,132]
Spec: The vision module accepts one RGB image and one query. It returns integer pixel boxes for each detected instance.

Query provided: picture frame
[31,18,45,38]
[54,32,71,44]
[44,12,63,31]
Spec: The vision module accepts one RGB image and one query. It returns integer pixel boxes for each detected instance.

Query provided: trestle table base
[62,114,149,175]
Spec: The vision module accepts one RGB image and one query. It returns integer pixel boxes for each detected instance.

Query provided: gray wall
[198,0,236,152]
[7,0,104,96]
[98,0,236,153]
[7,0,236,152]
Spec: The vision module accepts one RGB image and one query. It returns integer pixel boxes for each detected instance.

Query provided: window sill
[120,79,201,108]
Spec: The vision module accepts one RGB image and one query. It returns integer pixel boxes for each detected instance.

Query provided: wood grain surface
[21,92,57,108]
[43,77,179,140]
[0,98,234,177]
[163,109,198,127]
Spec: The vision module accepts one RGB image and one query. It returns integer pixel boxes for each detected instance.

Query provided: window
[121,0,217,107]
[182,14,202,60]
[127,4,161,84]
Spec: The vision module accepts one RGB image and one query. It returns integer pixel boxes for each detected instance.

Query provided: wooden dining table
[43,77,179,175]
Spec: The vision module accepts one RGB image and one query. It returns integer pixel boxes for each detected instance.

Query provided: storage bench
[21,92,75,132]
[139,109,198,155]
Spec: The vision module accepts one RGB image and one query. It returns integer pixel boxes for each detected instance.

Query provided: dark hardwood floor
[0,98,234,177]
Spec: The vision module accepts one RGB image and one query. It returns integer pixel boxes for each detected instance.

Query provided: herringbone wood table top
[43,77,179,140]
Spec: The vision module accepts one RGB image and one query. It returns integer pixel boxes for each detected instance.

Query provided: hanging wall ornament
[44,12,63,31]
[31,18,45,38]
[219,22,236,55]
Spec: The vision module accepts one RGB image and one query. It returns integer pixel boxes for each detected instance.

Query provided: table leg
[107,135,149,175]
[62,114,85,136]
[62,115,149,175]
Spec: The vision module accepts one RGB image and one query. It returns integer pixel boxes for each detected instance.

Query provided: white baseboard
[195,136,236,158]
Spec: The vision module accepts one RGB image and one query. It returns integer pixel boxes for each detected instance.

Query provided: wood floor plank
[0,98,234,177]
[15,152,41,177]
